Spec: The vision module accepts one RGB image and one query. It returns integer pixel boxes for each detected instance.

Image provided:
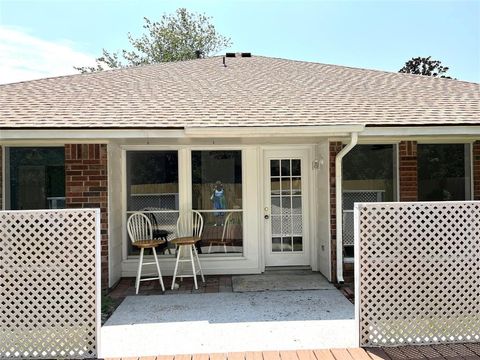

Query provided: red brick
[65,144,109,289]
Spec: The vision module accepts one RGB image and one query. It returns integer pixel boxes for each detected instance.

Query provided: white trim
[335,133,358,283]
[361,126,480,138]
[94,208,102,358]
[353,202,361,348]
[185,125,365,137]
[261,146,314,268]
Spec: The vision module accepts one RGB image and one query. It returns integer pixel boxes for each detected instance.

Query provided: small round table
[170,236,205,290]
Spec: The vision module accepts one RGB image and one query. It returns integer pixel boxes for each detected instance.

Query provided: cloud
[0,26,97,84]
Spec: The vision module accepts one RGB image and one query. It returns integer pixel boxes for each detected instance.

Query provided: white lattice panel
[0,209,100,359]
[355,201,480,347]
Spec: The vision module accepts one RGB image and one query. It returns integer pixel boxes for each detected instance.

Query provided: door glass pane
[126,151,179,256]
[292,177,301,194]
[292,197,302,214]
[270,158,303,253]
[192,150,243,255]
[293,236,303,251]
[272,237,282,252]
[271,197,280,214]
[291,160,301,176]
[282,237,293,251]
[271,178,281,195]
[271,160,280,177]
[281,160,290,176]
[9,147,65,210]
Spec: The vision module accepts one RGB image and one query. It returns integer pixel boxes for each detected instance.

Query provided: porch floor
[103,344,480,360]
[102,276,355,358]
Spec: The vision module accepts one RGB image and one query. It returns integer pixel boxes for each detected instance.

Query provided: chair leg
[171,244,181,290]
[189,244,198,290]
[208,242,213,254]
[193,243,205,282]
[135,248,144,294]
[152,247,165,292]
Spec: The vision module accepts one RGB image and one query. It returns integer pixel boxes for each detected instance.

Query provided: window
[342,145,396,256]
[7,147,65,210]
[191,150,243,255]
[418,144,471,201]
[126,151,179,255]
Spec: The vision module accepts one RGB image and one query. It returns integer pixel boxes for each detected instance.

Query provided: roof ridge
[2,54,478,87]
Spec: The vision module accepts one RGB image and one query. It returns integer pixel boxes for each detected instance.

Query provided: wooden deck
[104,343,480,360]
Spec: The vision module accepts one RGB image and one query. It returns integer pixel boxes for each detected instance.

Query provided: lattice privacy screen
[0,209,100,359]
[356,201,480,347]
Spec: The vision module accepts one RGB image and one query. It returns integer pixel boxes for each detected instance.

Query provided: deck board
[245,352,264,360]
[347,348,375,360]
[431,345,464,360]
[227,352,246,360]
[313,349,336,360]
[329,348,354,360]
[465,344,480,357]
[415,345,445,360]
[192,354,210,360]
[296,350,316,360]
[279,350,299,360]
[262,351,280,360]
[109,344,480,360]
[365,347,393,360]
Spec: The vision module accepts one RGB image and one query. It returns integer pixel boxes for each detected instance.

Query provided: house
[0,54,478,289]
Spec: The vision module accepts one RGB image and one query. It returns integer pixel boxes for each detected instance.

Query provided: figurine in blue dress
[211,181,226,225]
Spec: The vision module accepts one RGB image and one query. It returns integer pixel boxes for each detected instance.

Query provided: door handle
[264,215,270,219]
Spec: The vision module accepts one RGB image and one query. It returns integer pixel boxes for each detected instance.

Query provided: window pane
[418,144,470,201]
[126,151,179,255]
[342,145,395,253]
[192,151,242,210]
[9,147,65,210]
[192,150,243,255]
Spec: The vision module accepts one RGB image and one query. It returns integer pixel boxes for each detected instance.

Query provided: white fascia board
[361,125,480,138]
[0,129,186,141]
[0,125,366,141]
[184,125,365,137]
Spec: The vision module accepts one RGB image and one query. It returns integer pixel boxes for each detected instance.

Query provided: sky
[0,0,479,84]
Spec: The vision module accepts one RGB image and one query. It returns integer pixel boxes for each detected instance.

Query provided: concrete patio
[101,274,355,358]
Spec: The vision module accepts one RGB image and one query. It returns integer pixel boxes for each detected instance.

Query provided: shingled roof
[0,55,478,128]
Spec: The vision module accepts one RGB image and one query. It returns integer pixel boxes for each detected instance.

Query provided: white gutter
[184,125,365,137]
[335,132,358,283]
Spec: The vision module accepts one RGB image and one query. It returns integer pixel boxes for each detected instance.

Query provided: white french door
[263,149,310,266]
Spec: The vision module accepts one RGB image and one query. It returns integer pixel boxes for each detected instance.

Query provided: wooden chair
[127,212,166,294]
[171,210,205,290]
[207,211,240,253]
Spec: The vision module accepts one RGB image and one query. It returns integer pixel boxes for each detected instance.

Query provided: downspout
[335,132,358,283]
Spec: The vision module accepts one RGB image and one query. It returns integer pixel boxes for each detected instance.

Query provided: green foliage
[399,56,452,78]
[75,8,231,73]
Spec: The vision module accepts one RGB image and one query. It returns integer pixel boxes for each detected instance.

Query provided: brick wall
[65,144,108,289]
[474,141,480,200]
[0,146,2,210]
[398,141,418,201]
[329,141,343,282]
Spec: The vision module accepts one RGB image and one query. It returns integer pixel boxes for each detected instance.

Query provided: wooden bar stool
[127,212,166,294]
[171,211,205,290]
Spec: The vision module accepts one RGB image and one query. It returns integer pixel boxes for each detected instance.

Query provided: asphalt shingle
[0,56,478,128]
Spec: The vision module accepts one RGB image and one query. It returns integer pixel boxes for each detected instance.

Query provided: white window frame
[121,145,247,261]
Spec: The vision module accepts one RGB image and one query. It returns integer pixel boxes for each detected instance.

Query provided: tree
[75,8,231,73]
[399,56,452,78]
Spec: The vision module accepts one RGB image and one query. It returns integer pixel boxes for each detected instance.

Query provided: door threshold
[265,265,312,272]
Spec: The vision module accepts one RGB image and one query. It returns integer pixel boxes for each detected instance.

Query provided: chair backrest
[127,212,153,243]
[221,212,242,242]
[176,210,204,238]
